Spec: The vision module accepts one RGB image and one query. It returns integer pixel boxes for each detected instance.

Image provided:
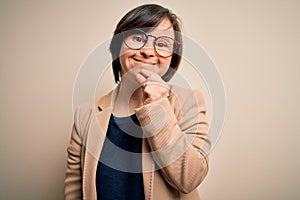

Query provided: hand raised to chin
[136,69,170,105]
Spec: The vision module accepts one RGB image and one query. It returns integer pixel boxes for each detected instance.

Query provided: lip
[132,57,157,65]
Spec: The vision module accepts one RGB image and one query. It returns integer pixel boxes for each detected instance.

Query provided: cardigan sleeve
[64,107,83,199]
[135,89,210,194]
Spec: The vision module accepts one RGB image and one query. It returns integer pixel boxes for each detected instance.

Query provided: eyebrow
[147,28,175,37]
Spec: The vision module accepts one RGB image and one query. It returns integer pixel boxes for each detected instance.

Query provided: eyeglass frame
[122,28,181,58]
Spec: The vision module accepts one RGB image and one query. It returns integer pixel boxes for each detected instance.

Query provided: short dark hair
[109,4,183,83]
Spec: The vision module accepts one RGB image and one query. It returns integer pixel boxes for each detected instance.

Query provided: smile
[133,57,156,65]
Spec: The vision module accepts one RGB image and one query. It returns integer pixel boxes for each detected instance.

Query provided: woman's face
[119,18,174,78]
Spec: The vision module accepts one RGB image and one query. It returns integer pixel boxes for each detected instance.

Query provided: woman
[65,4,210,200]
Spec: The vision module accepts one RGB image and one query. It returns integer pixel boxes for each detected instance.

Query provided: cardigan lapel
[83,90,114,200]
[86,89,115,158]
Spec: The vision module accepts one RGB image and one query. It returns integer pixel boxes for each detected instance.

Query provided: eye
[133,35,144,43]
[156,37,174,50]
[157,42,168,48]
[123,29,148,49]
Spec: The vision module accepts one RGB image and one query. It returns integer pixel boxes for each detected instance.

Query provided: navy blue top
[96,114,145,200]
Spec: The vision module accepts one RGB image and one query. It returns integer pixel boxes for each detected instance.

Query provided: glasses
[122,29,180,58]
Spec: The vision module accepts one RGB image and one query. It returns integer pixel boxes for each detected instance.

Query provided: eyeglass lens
[123,29,176,57]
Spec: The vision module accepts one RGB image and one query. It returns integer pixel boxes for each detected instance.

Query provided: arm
[64,110,83,199]
[136,89,210,193]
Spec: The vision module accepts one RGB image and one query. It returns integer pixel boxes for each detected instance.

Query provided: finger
[143,81,170,90]
[141,69,165,84]
[136,72,146,85]
[143,85,170,105]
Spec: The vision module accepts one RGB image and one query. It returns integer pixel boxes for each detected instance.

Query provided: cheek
[161,57,172,67]
[119,43,127,57]
[158,57,172,76]
[119,45,130,70]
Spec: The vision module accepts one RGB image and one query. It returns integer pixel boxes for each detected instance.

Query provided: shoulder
[73,101,93,138]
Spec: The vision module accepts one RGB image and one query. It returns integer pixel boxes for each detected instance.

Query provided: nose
[139,37,155,57]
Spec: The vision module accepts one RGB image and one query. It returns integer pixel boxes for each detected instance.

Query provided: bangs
[115,4,175,33]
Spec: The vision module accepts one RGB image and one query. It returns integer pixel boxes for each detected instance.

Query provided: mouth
[132,57,157,65]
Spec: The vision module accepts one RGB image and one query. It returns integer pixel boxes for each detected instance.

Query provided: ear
[98,106,103,112]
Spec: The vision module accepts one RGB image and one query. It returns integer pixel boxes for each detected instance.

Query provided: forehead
[147,18,174,38]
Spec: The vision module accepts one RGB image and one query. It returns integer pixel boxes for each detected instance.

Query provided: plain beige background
[0,0,299,199]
